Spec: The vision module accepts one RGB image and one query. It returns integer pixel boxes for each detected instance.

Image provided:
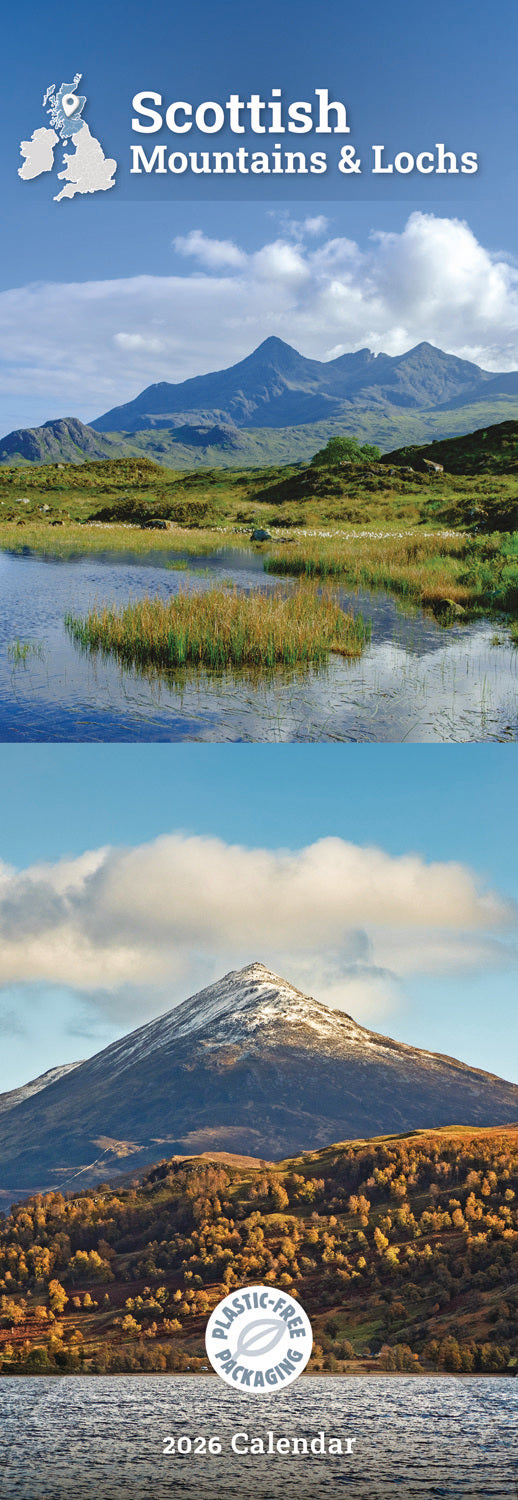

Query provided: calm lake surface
[1,545,517,742]
[0,1375,517,1499]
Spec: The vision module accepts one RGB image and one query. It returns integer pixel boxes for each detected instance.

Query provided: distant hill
[5,404,518,473]
[0,417,127,466]
[1,962,518,1197]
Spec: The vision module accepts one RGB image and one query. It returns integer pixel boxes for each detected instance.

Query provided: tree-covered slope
[1,1125,518,1376]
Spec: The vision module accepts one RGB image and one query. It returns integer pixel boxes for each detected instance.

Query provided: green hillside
[383,418,518,475]
[5,399,518,470]
[1,1125,517,1377]
[127,401,518,467]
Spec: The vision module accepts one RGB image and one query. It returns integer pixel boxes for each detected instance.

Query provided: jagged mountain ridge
[91,337,496,433]
[1,963,517,1196]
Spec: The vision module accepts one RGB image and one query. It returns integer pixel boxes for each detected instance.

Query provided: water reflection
[0,546,516,742]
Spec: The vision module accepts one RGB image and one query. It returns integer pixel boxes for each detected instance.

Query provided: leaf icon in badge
[235,1317,286,1359]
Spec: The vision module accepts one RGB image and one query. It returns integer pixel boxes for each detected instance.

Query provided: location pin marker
[62,93,80,117]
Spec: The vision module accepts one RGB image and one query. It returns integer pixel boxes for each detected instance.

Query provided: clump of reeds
[65,583,369,670]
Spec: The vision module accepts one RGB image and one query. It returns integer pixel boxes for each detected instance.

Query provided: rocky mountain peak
[159,962,366,1054]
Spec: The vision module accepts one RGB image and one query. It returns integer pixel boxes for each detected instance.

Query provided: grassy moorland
[0,439,517,634]
[265,531,518,618]
[66,585,369,670]
[1,1125,517,1377]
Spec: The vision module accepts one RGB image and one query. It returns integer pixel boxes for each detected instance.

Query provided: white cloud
[302,216,329,237]
[2,211,518,430]
[0,835,513,1034]
[173,228,247,269]
[251,239,310,284]
[113,332,165,353]
[265,212,330,242]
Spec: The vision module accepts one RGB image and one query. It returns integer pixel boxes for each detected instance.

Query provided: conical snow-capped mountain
[1,962,517,1196]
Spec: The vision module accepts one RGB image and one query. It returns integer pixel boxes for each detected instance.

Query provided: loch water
[0,1374,517,1499]
[1,545,517,741]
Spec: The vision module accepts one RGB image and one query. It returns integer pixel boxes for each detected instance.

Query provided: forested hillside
[1,1126,517,1376]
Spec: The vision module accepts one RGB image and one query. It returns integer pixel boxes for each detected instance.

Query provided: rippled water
[1,545,517,741]
[0,1375,517,1499]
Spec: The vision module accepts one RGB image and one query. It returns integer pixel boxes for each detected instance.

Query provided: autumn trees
[0,1128,517,1375]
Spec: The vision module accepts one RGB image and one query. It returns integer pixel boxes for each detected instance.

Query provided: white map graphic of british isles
[19,74,117,200]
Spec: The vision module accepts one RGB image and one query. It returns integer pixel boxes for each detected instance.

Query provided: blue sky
[1,0,518,429]
[0,745,516,1094]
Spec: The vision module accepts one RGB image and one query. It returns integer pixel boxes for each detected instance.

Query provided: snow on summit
[85,961,379,1080]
